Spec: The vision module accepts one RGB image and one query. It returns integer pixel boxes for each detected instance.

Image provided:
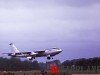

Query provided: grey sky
[0,0,100,62]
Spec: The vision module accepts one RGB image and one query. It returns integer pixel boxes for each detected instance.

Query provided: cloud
[0,0,100,61]
[56,0,100,7]
[0,0,100,8]
[0,0,100,43]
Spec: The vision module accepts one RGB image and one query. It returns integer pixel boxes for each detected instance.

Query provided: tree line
[0,57,100,71]
[0,57,40,71]
[62,57,100,70]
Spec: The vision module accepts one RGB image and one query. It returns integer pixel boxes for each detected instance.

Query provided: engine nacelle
[31,52,37,55]
[8,53,16,57]
[27,57,33,60]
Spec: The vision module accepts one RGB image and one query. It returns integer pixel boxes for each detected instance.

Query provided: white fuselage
[5,43,62,60]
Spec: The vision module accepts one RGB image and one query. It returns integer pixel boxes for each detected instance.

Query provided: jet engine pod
[27,56,33,60]
[9,53,16,57]
[31,52,37,55]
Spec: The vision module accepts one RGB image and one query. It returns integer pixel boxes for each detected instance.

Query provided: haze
[0,0,100,62]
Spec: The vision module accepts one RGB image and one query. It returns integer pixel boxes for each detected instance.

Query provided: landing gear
[27,57,35,61]
[47,57,53,60]
[47,57,51,60]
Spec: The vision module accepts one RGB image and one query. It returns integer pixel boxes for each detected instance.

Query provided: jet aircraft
[3,43,62,60]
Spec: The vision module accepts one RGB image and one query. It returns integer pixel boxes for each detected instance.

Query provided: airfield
[0,60,100,75]
[0,70,100,75]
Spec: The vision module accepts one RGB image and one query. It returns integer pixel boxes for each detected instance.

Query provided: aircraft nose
[57,49,62,52]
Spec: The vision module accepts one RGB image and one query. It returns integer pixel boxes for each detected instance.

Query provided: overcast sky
[0,0,100,62]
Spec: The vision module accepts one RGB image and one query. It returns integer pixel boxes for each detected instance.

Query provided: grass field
[0,70,100,75]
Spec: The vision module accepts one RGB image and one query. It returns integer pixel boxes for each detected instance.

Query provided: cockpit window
[51,48,59,49]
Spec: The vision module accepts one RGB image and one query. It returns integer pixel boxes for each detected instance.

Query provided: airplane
[3,43,62,60]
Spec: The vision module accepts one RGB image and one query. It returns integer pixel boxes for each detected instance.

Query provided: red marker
[50,66,58,74]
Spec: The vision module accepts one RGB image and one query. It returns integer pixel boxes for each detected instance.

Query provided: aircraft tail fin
[9,43,20,53]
